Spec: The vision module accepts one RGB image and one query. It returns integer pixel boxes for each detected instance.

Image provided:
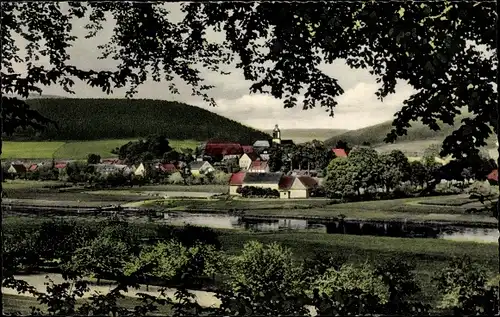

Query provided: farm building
[239,152,260,170]
[203,141,243,158]
[229,171,246,195]
[8,164,27,178]
[189,161,215,176]
[229,172,318,199]
[248,160,270,173]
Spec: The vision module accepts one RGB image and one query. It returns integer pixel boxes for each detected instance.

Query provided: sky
[11,3,419,131]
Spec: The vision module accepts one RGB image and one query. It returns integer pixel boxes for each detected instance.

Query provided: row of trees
[325,146,496,200]
[111,135,196,165]
[3,219,498,316]
[268,140,336,174]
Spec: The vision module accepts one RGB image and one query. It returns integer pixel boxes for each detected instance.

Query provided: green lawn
[148,195,496,225]
[1,141,66,159]
[2,294,172,316]
[2,139,200,160]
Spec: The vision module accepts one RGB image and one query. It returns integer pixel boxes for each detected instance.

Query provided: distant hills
[324,115,497,155]
[11,98,271,144]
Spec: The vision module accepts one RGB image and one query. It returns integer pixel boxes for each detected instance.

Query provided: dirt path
[3,273,316,315]
[2,273,221,308]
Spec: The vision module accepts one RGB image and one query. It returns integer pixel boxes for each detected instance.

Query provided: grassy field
[8,98,270,143]
[2,294,172,316]
[1,141,66,159]
[1,139,200,160]
[217,230,498,305]
[147,194,496,224]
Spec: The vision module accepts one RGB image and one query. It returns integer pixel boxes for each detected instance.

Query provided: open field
[2,294,173,316]
[217,230,498,304]
[146,194,496,225]
[8,98,269,143]
[2,139,200,160]
[1,141,66,159]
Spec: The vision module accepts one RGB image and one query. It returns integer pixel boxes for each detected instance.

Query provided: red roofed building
[487,169,498,185]
[54,162,68,170]
[28,164,39,172]
[242,145,254,154]
[279,175,318,199]
[332,148,348,158]
[157,163,177,173]
[229,171,246,195]
[102,158,123,165]
[204,141,243,159]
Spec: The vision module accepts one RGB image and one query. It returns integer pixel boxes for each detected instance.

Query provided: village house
[253,140,271,151]
[229,171,246,195]
[134,163,148,177]
[248,160,270,173]
[332,148,348,158]
[240,172,283,192]
[92,164,132,177]
[54,162,68,170]
[156,163,178,174]
[279,175,318,199]
[239,152,260,170]
[259,151,271,161]
[229,172,319,199]
[28,164,39,172]
[8,163,27,178]
[189,161,215,176]
[203,140,243,160]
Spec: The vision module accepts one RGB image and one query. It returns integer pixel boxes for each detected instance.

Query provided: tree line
[324,146,496,201]
[3,218,498,316]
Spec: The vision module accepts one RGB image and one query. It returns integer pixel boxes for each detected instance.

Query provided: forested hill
[324,113,496,148]
[15,98,270,144]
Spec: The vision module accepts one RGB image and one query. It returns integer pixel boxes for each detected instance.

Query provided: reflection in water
[162,213,497,243]
[439,228,499,244]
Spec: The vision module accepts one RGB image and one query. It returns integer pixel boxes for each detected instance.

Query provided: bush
[168,172,185,185]
[213,171,231,185]
[237,186,280,198]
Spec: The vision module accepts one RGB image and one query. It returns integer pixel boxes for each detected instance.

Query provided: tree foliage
[216,241,309,316]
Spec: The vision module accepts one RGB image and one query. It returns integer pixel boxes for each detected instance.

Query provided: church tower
[272,124,281,145]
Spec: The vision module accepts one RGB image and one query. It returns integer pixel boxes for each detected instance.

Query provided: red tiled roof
[297,176,318,188]
[250,160,268,170]
[242,145,254,154]
[28,164,39,171]
[205,143,243,157]
[243,152,259,161]
[102,159,123,165]
[55,162,67,169]
[332,148,348,157]
[229,171,246,185]
[159,163,177,173]
[487,169,498,182]
[279,176,295,190]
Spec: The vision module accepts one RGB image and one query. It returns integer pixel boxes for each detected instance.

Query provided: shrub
[168,172,185,185]
[237,186,280,198]
[213,171,231,185]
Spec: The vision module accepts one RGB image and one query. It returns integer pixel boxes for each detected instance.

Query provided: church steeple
[272,124,281,144]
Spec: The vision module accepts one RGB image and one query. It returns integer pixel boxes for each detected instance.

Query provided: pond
[163,212,499,244]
